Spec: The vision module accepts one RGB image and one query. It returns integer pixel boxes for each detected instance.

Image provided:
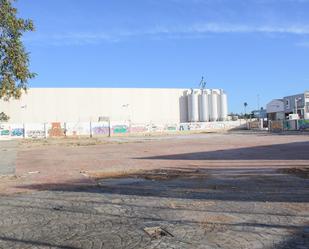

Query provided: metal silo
[199,89,210,122]
[188,89,199,122]
[210,90,219,122]
[219,89,228,121]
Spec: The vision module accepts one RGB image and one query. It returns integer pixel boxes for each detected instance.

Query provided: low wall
[268,119,309,132]
[0,120,245,140]
[248,120,260,130]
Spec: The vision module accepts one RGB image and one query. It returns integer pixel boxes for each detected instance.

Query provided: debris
[169,202,176,209]
[52,206,64,211]
[80,171,89,177]
[143,226,173,239]
[28,171,40,174]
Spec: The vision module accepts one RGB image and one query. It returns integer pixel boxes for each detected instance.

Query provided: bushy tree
[0,0,35,100]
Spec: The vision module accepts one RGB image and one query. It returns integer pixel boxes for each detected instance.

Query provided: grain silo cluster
[187,89,228,122]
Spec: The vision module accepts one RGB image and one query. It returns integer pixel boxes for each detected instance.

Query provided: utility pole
[257,94,260,120]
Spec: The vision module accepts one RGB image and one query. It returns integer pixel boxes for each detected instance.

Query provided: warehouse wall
[1,88,188,124]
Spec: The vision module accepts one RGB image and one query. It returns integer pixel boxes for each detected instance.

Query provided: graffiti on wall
[92,122,110,135]
[179,123,203,131]
[179,124,189,131]
[146,124,164,132]
[113,125,129,134]
[0,129,9,136]
[11,128,24,137]
[298,119,309,131]
[0,120,247,140]
[66,122,90,136]
[27,130,45,138]
[130,125,148,133]
[49,122,64,137]
[52,122,63,136]
[203,122,226,130]
[284,120,297,131]
[191,123,203,130]
[92,126,109,135]
[0,124,10,136]
[179,121,243,131]
[165,124,178,131]
[25,123,45,139]
[0,124,24,137]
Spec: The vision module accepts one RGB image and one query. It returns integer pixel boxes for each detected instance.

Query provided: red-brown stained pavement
[1,131,308,194]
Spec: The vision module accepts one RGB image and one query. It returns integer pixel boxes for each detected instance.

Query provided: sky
[15,0,309,113]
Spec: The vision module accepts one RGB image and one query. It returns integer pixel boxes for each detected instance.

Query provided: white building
[283,91,309,119]
[266,99,285,120]
[266,91,309,121]
[0,88,228,124]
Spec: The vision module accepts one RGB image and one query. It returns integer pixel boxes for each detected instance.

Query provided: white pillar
[23,123,26,138]
[44,123,48,139]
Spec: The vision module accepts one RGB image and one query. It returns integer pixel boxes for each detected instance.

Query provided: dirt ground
[0,131,308,248]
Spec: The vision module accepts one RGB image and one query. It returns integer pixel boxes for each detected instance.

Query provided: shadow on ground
[15,166,309,203]
[136,141,309,160]
[4,167,309,249]
[273,224,309,249]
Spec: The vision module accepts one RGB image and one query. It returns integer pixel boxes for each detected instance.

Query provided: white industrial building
[0,88,228,124]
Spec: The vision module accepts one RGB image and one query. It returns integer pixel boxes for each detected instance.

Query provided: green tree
[0,0,35,101]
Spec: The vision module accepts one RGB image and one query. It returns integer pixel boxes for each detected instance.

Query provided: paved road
[0,140,17,175]
[0,168,308,249]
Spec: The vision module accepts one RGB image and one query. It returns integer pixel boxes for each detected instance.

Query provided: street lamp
[295,97,302,116]
[21,104,27,138]
[20,104,27,122]
[121,103,131,125]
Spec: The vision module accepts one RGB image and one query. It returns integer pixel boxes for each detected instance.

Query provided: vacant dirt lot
[0,131,308,248]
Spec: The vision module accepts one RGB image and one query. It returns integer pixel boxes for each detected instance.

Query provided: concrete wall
[0,120,246,140]
[1,88,188,124]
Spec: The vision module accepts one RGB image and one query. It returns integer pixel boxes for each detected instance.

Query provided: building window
[285,99,290,109]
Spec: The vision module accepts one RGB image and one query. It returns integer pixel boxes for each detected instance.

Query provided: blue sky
[16,0,309,113]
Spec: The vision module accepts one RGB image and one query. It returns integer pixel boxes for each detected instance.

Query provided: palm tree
[244,102,248,116]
